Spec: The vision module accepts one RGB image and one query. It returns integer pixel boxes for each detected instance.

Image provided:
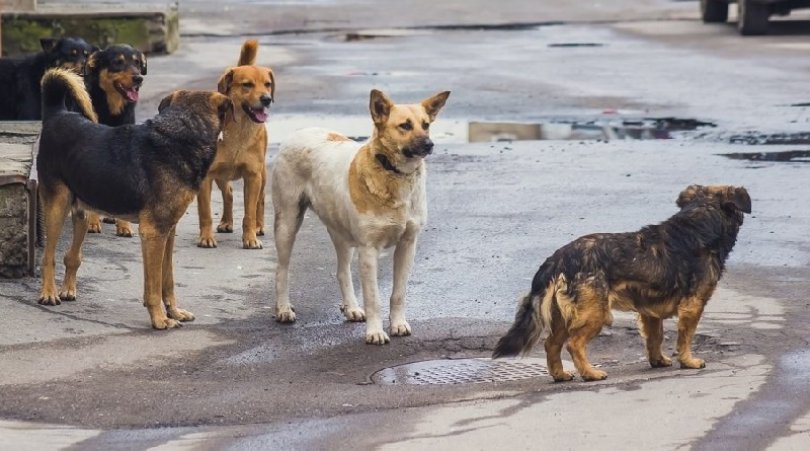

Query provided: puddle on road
[720,150,810,163]
[267,115,715,144]
[372,358,548,385]
[728,132,810,145]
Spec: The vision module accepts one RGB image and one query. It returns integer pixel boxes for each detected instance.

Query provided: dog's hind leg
[197,176,218,248]
[544,309,574,382]
[359,245,388,345]
[565,283,610,381]
[389,225,419,337]
[38,184,71,305]
[215,178,234,234]
[273,195,306,323]
[638,314,672,368]
[139,220,180,329]
[162,224,195,323]
[676,297,707,369]
[58,208,90,301]
[329,231,364,322]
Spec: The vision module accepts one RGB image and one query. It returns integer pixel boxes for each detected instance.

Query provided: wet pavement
[3,0,810,449]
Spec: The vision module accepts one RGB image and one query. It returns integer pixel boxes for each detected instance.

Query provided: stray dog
[493,185,751,381]
[0,37,95,120]
[272,89,450,344]
[81,44,148,237]
[197,39,274,249]
[37,68,232,329]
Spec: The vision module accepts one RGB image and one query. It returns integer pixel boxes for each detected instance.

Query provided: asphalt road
[2,1,810,449]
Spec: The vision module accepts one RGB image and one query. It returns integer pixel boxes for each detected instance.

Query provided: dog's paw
[340,305,366,322]
[58,287,77,302]
[242,236,263,249]
[390,320,412,337]
[102,217,117,224]
[216,223,234,233]
[151,317,183,330]
[650,355,673,368]
[365,329,390,345]
[87,222,102,233]
[38,292,61,306]
[115,225,134,237]
[197,236,218,248]
[679,357,705,369]
[275,306,297,323]
[580,369,608,381]
[256,228,265,237]
[167,307,195,322]
[551,371,575,382]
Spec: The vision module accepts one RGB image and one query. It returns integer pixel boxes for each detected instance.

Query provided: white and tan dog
[271,89,450,344]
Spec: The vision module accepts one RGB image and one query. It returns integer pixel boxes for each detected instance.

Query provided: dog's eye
[71,49,78,56]
[399,121,413,131]
[265,82,272,88]
[422,122,430,130]
[83,51,89,56]
[242,82,255,89]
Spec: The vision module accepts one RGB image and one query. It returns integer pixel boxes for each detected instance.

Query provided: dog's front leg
[359,245,388,344]
[676,298,707,369]
[389,228,418,337]
[197,176,218,248]
[139,222,180,329]
[58,208,90,301]
[162,225,195,323]
[241,172,263,249]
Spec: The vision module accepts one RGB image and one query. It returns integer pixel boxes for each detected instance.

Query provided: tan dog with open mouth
[271,89,450,344]
[197,39,274,249]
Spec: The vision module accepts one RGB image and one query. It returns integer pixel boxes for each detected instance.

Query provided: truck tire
[701,0,729,23]
[738,0,770,35]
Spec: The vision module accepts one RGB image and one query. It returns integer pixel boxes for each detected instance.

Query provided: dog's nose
[260,94,272,107]
[133,74,144,85]
[422,138,434,155]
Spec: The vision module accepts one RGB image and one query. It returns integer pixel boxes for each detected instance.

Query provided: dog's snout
[260,94,272,107]
[133,74,144,85]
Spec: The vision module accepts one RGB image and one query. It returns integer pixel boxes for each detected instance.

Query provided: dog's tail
[238,39,258,66]
[492,261,559,358]
[41,68,98,123]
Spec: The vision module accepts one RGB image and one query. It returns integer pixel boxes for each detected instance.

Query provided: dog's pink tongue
[125,88,140,103]
[253,108,268,122]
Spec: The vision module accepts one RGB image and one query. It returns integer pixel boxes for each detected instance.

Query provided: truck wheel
[738,0,770,35]
[701,0,729,23]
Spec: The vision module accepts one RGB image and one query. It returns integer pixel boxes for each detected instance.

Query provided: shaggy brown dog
[37,69,232,329]
[493,185,751,381]
[197,39,275,249]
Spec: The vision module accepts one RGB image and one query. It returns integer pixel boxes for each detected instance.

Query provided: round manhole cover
[371,358,549,385]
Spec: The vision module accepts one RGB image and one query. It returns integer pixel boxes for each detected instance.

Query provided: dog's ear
[268,69,276,103]
[217,69,235,94]
[676,184,704,209]
[83,51,99,77]
[369,89,393,127]
[158,92,175,113]
[421,91,451,122]
[137,51,148,75]
[216,96,236,124]
[40,38,58,53]
[723,187,752,214]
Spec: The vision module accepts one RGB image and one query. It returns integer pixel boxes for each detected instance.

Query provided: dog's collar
[375,153,404,176]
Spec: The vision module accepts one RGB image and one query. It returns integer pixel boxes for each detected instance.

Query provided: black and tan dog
[493,185,751,381]
[197,39,274,249]
[37,68,232,329]
[81,44,148,237]
[0,37,95,120]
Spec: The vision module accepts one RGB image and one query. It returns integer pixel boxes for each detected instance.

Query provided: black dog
[493,185,750,382]
[80,44,148,235]
[37,68,232,329]
[83,44,147,127]
[0,37,95,120]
